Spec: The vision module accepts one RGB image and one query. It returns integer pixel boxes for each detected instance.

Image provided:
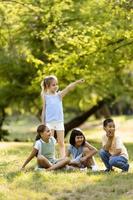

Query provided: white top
[45,92,64,122]
[102,134,129,160]
[34,137,56,157]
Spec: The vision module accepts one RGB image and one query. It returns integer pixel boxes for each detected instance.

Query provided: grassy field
[1,116,133,200]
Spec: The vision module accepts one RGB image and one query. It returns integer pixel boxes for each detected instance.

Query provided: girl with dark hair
[21,124,70,171]
[66,128,99,171]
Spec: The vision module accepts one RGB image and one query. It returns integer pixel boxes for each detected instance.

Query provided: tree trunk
[0,107,6,128]
[64,97,114,136]
[0,107,8,140]
[95,104,111,119]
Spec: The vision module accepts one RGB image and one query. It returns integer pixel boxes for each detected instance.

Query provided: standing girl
[66,128,99,171]
[41,75,84,158]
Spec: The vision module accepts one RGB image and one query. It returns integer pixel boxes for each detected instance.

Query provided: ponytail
[40,80,45,97]
[35,124,47,141]
[35,133,41,141]
[40,75,58,96]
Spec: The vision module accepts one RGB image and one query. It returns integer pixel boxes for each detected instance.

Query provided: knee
[37,155,46,162]
[64,157,70,164]
[99,149,106,157]
[109,157,117,166]
[83,147,90,155]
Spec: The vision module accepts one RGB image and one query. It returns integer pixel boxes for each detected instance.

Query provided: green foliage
[0,0,133,115]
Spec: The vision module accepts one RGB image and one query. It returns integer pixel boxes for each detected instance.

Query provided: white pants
[46,121,64,131]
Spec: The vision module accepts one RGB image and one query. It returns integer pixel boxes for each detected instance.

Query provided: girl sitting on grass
[66,128,99,171]
[21,124,70,171]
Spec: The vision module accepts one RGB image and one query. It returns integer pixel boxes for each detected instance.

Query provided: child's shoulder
[34,139,41,145]
[67,144,73,149]
[115,135,122,140]
[50,136,56,143]
[34,139,41,150]
[45,92,60,98]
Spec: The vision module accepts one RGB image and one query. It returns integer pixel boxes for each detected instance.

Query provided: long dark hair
[35,124,47,141]
[69,128,85,146]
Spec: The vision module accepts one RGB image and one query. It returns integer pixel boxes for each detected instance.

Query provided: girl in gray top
[66,128,99,171]
[21,124,70,171]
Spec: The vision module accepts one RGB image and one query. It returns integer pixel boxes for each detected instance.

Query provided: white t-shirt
[102,134,129,160]
[34,137,56,157]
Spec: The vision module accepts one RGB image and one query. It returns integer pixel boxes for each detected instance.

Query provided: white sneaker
[80,167,87,172]
[91,165,99,172]
[35,166,45,171]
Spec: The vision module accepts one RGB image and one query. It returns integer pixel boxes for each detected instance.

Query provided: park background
[0,0,133,200]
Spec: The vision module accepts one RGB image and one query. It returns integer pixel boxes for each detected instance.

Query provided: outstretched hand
[77,79,85,83]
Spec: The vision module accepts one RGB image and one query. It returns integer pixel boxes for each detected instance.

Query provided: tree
[0,0,133,139]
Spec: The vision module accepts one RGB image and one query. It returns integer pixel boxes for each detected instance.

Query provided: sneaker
[122,163,129,173]
[80,167,87,172]
[101,168,112,173]
[91,165,99,172]
[35,166,45,171]
[104,169,110,173]
[65,166,76,171]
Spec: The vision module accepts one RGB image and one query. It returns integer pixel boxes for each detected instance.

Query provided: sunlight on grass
[86,174,106,183]
[0,116,133,200]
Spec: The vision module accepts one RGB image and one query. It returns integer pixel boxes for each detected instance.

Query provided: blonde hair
[41,75,57,96]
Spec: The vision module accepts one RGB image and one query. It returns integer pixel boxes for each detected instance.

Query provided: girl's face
[40,127,51,142]
[75,135,84,147]
[49,79,58,93]
[104,121,115,137]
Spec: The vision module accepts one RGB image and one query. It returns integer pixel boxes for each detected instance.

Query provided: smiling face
[104,121,115,138]
[48,79,59,93]
[40,127,51,142]
[75,135,84,147]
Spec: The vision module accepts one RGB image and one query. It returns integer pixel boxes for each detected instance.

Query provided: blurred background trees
[0,0,133,139]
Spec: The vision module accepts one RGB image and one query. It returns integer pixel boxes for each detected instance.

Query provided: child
[21,124,70,171]
[99,118,129,172]
[66,128,99,171]
[41,75,84,158]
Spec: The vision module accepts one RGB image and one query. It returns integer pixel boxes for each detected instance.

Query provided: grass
[1,115,133,200]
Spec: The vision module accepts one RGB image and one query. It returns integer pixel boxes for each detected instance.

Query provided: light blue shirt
[68,144,83,162]
[45,93,64,123]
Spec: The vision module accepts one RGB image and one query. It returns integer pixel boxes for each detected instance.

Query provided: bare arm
[41,95,46,124]
[21,148,38,169]
[59,79,84,98]
[103,137,113,151]
[111,149,122,156]
[111,136,122,156]
[83,142,98,160]
[65,149,71,157]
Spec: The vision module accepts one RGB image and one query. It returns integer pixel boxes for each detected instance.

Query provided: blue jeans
[99,149,129,171]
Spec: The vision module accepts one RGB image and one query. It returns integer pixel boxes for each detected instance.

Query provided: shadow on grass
[56,171,133,200]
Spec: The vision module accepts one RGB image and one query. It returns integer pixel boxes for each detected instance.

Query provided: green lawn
[1,116,133,200]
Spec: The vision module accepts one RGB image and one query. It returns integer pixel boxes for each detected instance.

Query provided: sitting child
[99,118,129,172]
[21,124,69,171]
[66,128,99,171]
